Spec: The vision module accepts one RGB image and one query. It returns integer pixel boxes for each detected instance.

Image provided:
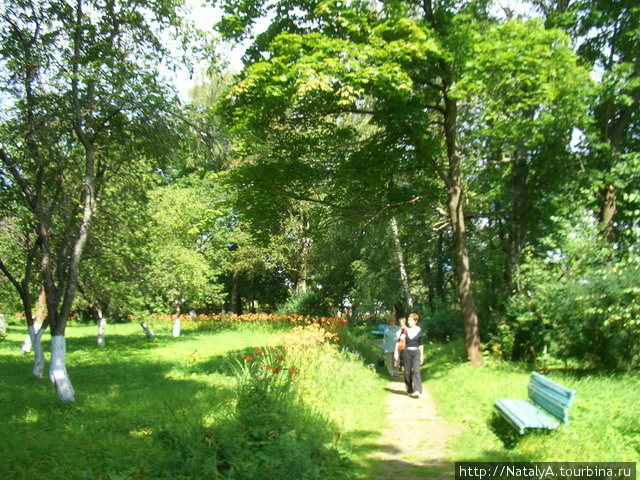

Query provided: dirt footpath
[367,378,462,480]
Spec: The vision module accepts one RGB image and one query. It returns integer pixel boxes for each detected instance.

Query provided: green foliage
[425,304,464,341]
[141,178,229,312]
[277,290,335,317]
[506,212,640,370]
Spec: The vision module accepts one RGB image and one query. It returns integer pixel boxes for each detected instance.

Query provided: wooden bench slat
[530,372,576,407]
[495,399,561,435]
[528,384,570,424]
[495,372,576,434]
[528,372,576,424]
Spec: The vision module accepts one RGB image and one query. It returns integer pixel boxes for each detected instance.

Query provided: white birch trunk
[28,324,46,377]
[172,316,181,337]
[141,322,155,339]
[49,335,75,403]
[172,300,181,337]
[96,310,105,347]
[23,287,47,354]
[391,217,414,312]
[21,335,32,354]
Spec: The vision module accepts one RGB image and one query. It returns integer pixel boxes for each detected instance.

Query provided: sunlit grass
[0,322,283,478]
[0,321,388,479]
[9,322,633,477]
[425,340,640,463]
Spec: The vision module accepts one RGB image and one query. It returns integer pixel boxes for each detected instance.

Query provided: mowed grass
[0,322,279,478]
[0,321,388,479]
[9,321,634,478]
[424,340,640,464]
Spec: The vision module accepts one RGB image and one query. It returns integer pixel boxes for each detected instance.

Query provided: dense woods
[1,0,639,402]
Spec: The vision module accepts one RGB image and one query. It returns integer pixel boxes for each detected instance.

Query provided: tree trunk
[141,322,156,339]
[599,182,617,244]
[447,186,483,366]
[27,324,46,377]
[595,85,634,244]
[230,271,240,314]
[36,284,47,324]
[21,332,31,355]
[505,141,528,291]
[435,230,446,302]
[296,255,308,295]
[424,260,435,313]
[391,216,414,312]
[96,308,106,348]
[49,335,75,403]
[172,300,181,338]
[295,234,311,296]
[443,93,483,367]
[23,285,47,354]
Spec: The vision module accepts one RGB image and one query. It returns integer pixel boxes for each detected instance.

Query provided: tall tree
[0,0,189,402]
[458,19,591,290]
[214,0,491,363]
[534,0,640,245]
[143,180,225,331]
[575,0,639,245]
[391,216,414,313]
[212,0,593,364]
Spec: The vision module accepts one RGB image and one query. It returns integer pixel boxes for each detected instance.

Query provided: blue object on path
[371,323,389,337]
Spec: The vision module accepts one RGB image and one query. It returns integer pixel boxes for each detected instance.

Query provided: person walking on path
[395,313,423,397]
[397,316,406,374]
[382,316,402,377]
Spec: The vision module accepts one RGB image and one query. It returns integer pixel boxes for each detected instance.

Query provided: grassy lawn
[425,340,640,464]
[0,321,388,479]
[0,322,282,478]
[5,321,635,479]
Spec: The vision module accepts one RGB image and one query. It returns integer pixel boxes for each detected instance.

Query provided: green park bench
[494,372,577,435]
[371,323,389,337]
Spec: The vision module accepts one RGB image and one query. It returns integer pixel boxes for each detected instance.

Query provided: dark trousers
[402,348,422,394]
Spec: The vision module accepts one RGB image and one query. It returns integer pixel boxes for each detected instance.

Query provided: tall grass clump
[152,320,385,479]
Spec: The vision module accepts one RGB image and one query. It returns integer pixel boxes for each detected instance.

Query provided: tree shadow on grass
[346,429,457,479]
[0,344,239,479]
[367,458,457,480]
[66,332,161,352]
[0,336,27,352]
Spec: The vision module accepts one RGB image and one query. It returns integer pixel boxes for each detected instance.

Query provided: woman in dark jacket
[394,313,423,397]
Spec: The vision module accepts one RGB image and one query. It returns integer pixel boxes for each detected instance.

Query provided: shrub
[506,213,640,370]
[277,290,334,317]
[424,305,464,341]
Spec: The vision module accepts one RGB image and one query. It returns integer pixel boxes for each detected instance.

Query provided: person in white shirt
[394,312,424,397]
[382,316,402,376]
